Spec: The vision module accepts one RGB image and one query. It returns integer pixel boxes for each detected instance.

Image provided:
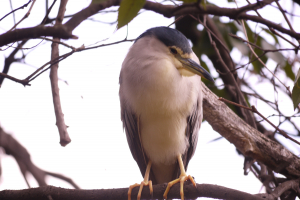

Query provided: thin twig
[0,0,32,21]
[9,0,16,25]
[39,37,75,49]
[219,97,300,146]
[274,0,300,45]
[229,33,297,52]
[244,0,298,48]
[41,0,58,24]
[198,15,257,128]
[45,171,80,189]
[8,0,36,31]
[0,37,133,87]
[234,0,300,111]
[0,72,30,86]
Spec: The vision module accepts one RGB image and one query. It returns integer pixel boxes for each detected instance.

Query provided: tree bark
[202,82,300,178]
[0,184,272,200]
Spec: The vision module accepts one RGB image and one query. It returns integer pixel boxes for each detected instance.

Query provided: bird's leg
[163,154,196,200]
[128,161,153,200]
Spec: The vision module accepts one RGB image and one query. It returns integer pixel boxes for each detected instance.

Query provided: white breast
[120,36,201,165]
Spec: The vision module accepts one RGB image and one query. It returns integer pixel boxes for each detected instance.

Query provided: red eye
[170,48,178,54]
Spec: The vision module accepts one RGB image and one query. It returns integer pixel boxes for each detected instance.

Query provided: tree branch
[0,126,79,188]
[0,184,271,200]
[0,0,32,21]
[270,179,300,199]
[1,0,300,48]
[0,0,59,86]
[202,82,300,178]
[0,38,131,87]
[0,25,76,47]
[8,0,37,31]
[219,97,300,146]
[50,0,71,146]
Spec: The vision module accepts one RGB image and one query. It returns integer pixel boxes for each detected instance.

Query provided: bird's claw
[128,180,153,200]
[163,174,196,200]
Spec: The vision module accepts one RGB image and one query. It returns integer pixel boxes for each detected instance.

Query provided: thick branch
[1,0,300,48]
[173,7,300,39]
[64,0,121,31]
[0,25,74,47]
[202,82,300,178]
[0,184,271,200]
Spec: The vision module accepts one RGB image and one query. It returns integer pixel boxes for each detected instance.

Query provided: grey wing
[184,89,203,169]
[119,79,158,183]
[173,90,203,178]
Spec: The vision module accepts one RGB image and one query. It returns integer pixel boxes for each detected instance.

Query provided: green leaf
[251,37,268,74]
[117,0,145,29]
[91,0,107,4]
[243,22,266,73]
[243,22,255,44]
[283,61,295,81]
[292,68,300,110]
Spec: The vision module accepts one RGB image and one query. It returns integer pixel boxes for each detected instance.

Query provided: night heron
[119,27,214,200]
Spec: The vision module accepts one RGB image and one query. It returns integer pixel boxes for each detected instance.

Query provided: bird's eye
[170,48,178,54]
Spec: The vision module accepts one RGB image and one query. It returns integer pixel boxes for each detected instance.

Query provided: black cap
[136,27,192,54]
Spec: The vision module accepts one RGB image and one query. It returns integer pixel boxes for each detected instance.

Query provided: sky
[0,0,299,199]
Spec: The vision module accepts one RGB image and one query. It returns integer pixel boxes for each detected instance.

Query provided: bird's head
[135,27,214,82]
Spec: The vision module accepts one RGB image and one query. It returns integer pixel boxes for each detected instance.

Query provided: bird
[119,26,214,200]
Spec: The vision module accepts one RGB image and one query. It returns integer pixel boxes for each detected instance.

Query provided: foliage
[292,68,300,110]
[117,0,145,29]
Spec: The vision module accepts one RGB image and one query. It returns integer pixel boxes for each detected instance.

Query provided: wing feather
[119,75,158,184]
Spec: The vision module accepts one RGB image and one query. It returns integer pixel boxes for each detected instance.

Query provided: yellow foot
[163,174,196,200]
[128,180,153,200]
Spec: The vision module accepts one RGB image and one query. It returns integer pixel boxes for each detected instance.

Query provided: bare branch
[0,0,32,22]
[50,0,71,146]
[39,37,75,49]
[0,38,132,87]
[0,126,79,188]
[41,0,58,24]
[0,0,59,86]
[0,72,30,86]
[198,16,257,129]
[8,0,37,31]
[229,33,297,52]
[2,0,300,48]
[202,83,300,178]
[0,40,27,86]
[0,184,271,200]
[274,0,298,42]
[0,25,76,47]
[244,0,299,49]
[270,179,300,199]
[45,171,80,189]
[219,97,300,146]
